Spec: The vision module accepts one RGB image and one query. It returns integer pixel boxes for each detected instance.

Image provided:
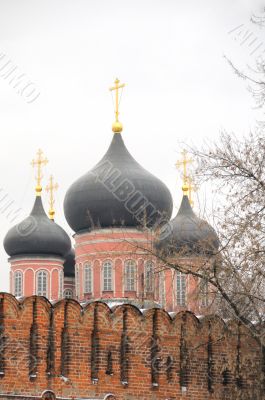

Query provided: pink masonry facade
[9,256,65,301]
[74,228,158,302]
[74,228,215,314]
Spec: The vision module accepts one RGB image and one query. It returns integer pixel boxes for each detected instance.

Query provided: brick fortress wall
[0,293,262,400]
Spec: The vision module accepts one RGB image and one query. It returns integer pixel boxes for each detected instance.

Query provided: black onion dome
[4,196,71,258]
[156,194,219,255]
[64,133,173,232]
[64,248,75,277]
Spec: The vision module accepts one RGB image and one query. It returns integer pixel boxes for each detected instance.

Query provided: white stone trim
[10,261,63,268]
[75,227,145,237]
[75,238,150,246]
[9,255,64,262]
[75,250,152,260]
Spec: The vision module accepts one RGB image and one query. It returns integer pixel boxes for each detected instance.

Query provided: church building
[4,79,218,315]
[0,80,261,400]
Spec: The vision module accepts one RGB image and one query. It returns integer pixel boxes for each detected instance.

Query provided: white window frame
[125,260,136,291]
[36,270,48,297]
[14,271,23,297]
[176,271,186,306]
[103,260,113,291]
[64,289,73,299]
[84,263,93,293]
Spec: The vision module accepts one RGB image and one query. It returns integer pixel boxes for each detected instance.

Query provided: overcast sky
[0,0,264,291]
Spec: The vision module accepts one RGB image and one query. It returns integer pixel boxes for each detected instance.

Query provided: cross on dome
[109,78,125,133]
[46,175,58,220]
[187,175,197,207]
[176,149,193,195]
[31,149,48,196]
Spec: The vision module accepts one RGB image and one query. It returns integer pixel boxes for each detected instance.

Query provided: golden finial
[187,176,197,207]
[31,149,48,196]
[45,175,58,220]
[175,150,193,195]
[109,78,125,133]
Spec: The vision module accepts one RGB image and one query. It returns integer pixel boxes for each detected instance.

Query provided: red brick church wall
[0,293,262,400]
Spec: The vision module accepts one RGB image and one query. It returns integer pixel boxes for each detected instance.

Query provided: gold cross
[109,78,125,133]
[175,150,193,194]
[46,175,58,220]
[31,149,48,196]
[187,176,197,207]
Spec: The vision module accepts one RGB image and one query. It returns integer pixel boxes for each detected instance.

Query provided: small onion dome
[4,196,71,258]
[64,133,173,233]
[63,248,75,277]
[156,194,219,255]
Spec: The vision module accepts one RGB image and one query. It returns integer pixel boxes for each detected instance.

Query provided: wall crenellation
[0,292,262,400]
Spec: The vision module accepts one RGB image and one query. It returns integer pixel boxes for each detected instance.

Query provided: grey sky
[0,0,264,290]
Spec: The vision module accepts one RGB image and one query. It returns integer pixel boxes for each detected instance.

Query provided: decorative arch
[24,268,34,297]
[51,269,59,300]
[41,390,56,400]
[103,395,116,400]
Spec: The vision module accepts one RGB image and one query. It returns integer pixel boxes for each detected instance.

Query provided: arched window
[36,270,48,297]
[125,260,136,291]
[145,261,154,292]
[14,271,23,297]
[42,390,56,400]
[84,263,92,293]
[176,271,186,306]
[159,271,166,308]
[201,278,209,307]
[64,289,73,299]
[75,264,80,299]
[59,270,64,299]
[103,261,113,291]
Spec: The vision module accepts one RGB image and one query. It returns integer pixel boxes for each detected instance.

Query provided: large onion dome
[64,133,173,233]
[156,194,219,255]
[63,248,75,277]
[4,196,71,258]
